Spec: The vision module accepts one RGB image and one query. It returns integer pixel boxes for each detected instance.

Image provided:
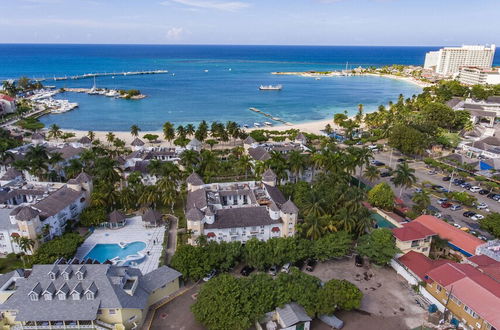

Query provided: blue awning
[480,161,493,170]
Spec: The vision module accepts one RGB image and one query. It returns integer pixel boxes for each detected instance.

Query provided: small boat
[259,84,282,91]
[315,77,321,80]
[264,122,273,127]
[243,124,249,128]
[228,68,232,71]
[254,123,261,127]
[204,69,209,72]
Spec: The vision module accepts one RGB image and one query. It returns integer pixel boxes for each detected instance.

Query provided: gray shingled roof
[0,168,22,181]
[108,210,126,223]
[0,264,181,322]
[131,138,145,146]
[486,96,500,104]
[243,136,256,144]
[75,172,92,183]
[186,188,207,210]
[187,138,201,147]
[248,147,271,161]
[31,132,45,140]
[78,136,91,144]
[281,199,299,214]
[12,206,40,221]
[269,201,280,212]
[186,172,204,186]
[295,132,307,142]
[276,303,312,327]
[262,168,277,181]
[186,208,204,221]
[264,184,286,205]
[49,146,84,160]
[33,186,82,219]
[204,206,281,230]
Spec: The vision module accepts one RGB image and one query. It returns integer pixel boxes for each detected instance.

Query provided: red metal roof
[397,251,448,280]
[392,221,435,242]
[206,232,216,238]
[468,255,497,267]
[0,94,14,102]
[413,215,484,255]
[271,227,280,232]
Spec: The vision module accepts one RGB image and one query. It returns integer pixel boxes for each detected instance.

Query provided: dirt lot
[149,258,427,330]
[309,258,427,329]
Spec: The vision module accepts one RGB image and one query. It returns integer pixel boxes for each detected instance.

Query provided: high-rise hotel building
[424,45,496,77]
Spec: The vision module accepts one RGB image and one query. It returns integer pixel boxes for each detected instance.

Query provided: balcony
[14,319,113,330]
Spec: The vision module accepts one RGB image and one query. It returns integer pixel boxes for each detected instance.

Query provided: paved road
[366,149,494,239]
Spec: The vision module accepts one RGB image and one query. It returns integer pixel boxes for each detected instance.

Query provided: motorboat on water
[264,122,273,127]
[254,123,261,127]
[259,84,282,91]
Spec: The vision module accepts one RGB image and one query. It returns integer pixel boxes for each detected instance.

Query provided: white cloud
[166,27,185,40]
[163,0,250,11]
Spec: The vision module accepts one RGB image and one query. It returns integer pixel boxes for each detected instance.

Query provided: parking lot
[368,149,495,239]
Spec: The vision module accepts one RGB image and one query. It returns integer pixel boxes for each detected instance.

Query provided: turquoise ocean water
[2,45,496,131]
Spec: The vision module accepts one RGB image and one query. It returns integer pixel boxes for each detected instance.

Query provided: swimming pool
[371,213,396,229]
[84,241,146,264]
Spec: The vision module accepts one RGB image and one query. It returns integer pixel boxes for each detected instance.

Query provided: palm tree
[195,121,209,142]
[355,104,364,124]
[156,177,177,212]
[185,124,196,137]
[393,162,417,197]
[130,124,140,137]
[47,124,62,141]
[333,207,357,233]
[363,165,380,184]
[302,190,325,217]
[48,152,64,181]
[180,150,200,172]
[302,214,325,240]
[177,125,186,138]
[288,150,306,183]
[64,159,83,179]
[412,190,431,214]
[237,155,253,179]
[163,121,175,143]
[106,132,115,146]
[139,185,160,208]
[87,131,95,141]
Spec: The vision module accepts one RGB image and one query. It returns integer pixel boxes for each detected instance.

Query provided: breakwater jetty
[31,70,168,82]
[249,108,293,126]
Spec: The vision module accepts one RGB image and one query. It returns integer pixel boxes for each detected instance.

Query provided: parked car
[373,161,385,167]
[294,260,304,270]
[305,259,316,272]
[450,204,462,211]
[437,198,448,204]
[428,170,437,175]
[397,158,406,163]
[203,269,217,282]
[380,171,392,177]
[415,188,423,193]
[493,195,500,201]
[470,186,482,193]
[463,211,476,218]
[478,236,488,241]
[268,265,278,276]
[442,176,451,181]
[460,227,470,232]
[453,223,462,228]
[355,255,364,267]
[487,193,497,199]
[432,185,444,191]
[281,263,291,273]
[479,189,489,195]
[471,214,485,221]
[476,202,489,210]
[240,265,255,276]
[441,202,453,208]
[461,183,472,190]
[452,179,465,186]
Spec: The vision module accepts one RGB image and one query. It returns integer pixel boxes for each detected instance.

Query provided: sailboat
[88,76,99,95]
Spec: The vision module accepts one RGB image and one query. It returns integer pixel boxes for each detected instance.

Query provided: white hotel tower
[424,45,496,77]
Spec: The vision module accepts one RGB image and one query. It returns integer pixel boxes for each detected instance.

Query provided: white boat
[259,84,282,91]
[254,123,261,127]
[204,69,209,73]
[315,77,321,80]
[264,122,273,127]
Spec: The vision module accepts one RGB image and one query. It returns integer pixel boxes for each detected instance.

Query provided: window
[464,305,478,318]
[62,273,69,280]
[44,293,52,301]
[422,247,428,252]
[49,273,56,280]
[29,293,38,301]
[450,295,461,306]
[243,195,248,204]
[109,309,116,315]
[411,240,419,247]
[436,284,442,292]
[76,273,84,280]
[58,293,66,300]
[86,292,94,300]
[72,292,80,300]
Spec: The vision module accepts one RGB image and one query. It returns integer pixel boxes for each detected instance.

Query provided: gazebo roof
[108,210,126,223]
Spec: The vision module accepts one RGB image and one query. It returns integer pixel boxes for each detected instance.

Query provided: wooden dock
[249,107,293,126]
[32,70,168,82]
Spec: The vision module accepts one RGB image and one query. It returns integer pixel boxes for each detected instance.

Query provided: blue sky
[0,0,498,45]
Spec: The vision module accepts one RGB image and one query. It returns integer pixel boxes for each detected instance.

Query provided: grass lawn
[0,254,24,274]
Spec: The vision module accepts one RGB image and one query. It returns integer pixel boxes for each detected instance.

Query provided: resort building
[185,171,300,245]
[392,251,500,330]
[0,262,182,330]
[0,94,16,116]
[424,45,496,77]
[458,67,500,86]
[0,173,92,255]
[410,215,484,260]
[122,148,182,185]
[392,221,435,257]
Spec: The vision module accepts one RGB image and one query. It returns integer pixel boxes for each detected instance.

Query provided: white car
[471,214,485,221]
[453,223,462,228]
[476,203,489,210]
[469,186,482,193]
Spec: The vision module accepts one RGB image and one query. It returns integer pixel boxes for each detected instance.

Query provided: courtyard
[75,215,166,274]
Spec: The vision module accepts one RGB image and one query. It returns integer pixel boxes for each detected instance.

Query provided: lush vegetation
[30,233,84,265]
[191,270,362,330]
[2,77,43,97]
[368,182,394,210]
[479,213,500,238]
[356,229,400,265]
[171,233,352,281]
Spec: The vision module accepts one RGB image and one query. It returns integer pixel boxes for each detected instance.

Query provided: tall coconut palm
[176,125,186,138]
[393,162,417,197]
[302,214,325,240]
[288,150,306,183]
[237,155,253,179]
[185,124,196,137]
[302,190,326,217]
[106,132,115,146]
[47,124,62,141]
[355,104,364,124]
[333,207,357,233]
[130,124,140,137]
[163,121,175,143]
[180,150,200,172]
[87,131,95,141]
[412,190,431,213]
[139,185,160,208]
[363,165,380,184]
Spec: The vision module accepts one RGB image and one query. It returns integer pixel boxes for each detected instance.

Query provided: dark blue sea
[1,44,495,131]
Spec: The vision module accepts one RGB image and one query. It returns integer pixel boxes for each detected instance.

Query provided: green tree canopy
[368,182,395,210]
[356,228,400,265]
[479,213,500,238]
